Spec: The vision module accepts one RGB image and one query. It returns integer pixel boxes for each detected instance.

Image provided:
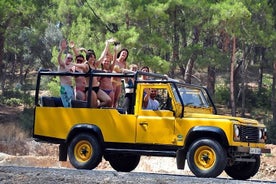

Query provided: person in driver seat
[142,88,159,110]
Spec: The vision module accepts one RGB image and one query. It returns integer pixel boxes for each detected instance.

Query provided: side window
[142,88,171,110]
[182,90,204,107]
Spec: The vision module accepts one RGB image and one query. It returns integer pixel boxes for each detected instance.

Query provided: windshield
[171,83,212,108]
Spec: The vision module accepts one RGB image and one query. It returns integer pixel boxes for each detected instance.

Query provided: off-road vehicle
[33,69,270,180]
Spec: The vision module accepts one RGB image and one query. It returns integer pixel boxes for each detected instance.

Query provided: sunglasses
[67,57,73,60]
[76,59,84,63]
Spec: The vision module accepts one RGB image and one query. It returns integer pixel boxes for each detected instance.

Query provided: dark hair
[86,49,96,61]
[76,54,84,59]
[117,48,129,61]
[140,66,149,72]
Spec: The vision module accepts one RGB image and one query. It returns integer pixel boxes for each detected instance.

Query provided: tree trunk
[184,53,197,84]
[19,53,24,85]
[179,65,185,79]
[0,31,5,93]
[258,61,263,92]
[184,26,199,84]
[241,47,247,117]
[230,36,236,116]
[169,7,179,78]
[207,66,216,97]
[258,47,266,93]
[272,62,276,125]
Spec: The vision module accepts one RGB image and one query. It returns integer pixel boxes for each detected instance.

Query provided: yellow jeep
[33,69,270,180]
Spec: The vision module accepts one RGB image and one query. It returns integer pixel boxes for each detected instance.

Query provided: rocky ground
[0,136,275,182]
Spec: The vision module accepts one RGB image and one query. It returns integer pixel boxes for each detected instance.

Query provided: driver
[142,88,159,110]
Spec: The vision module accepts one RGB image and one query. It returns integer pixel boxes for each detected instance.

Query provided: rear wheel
[225,155,260,180]
[68,133,102,170]
[108,154,140,172]
[187,139,227,178]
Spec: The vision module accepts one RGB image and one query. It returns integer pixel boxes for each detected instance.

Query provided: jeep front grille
[240,125,259,143]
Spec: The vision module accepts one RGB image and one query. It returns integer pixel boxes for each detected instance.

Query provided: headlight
[259,129,263,139]
[259,128,267,142]
[233,124,240,141]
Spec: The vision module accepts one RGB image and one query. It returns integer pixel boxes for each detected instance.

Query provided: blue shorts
[60,84,75,107]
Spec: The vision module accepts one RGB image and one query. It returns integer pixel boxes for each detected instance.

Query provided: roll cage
[34,69,217,116]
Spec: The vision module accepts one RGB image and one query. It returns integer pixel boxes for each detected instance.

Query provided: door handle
[139,122,148,130]
[139,122,148,126]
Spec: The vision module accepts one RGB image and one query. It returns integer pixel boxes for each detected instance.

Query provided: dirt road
[0,166,274,184]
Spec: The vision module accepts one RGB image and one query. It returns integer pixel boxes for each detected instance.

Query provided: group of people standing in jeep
[57,39,154,110]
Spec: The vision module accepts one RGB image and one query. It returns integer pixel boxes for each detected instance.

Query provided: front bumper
[237,146,271,154]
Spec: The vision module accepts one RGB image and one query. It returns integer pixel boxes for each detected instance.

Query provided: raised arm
[110,42,119,71]
[95,38,116,69]
[69,41,88,56]
[58,39,67,68]
[142,88,150,108]
[72,62,89,73]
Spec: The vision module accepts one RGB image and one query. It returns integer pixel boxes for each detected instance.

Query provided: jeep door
[135,86,176,145]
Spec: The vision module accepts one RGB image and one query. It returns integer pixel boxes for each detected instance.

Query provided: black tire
[108,154,140,172]
[187,139,227,178]
[68,133,102,170]
[225,155,260,180]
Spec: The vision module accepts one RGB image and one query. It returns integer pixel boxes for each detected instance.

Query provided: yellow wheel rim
[74,140,93,163]
[194,145,216,170]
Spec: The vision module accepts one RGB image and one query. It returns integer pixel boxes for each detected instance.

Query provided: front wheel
[224,155,260,180]
[108,154,140,172]
[187,139,227,178]
[68,133,102,170]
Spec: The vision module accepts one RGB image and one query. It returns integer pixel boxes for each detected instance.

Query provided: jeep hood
[184,113,261,126]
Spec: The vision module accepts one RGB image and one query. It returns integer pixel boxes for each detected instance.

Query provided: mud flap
[176,149,186,170]
[59,143,67,161]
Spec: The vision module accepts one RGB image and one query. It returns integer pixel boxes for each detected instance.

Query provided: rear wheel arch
[66,124,104,147]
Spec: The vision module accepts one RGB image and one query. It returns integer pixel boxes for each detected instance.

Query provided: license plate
[249,148,261,154]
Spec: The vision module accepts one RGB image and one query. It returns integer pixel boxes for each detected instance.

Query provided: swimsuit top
[102,70,112,78]
[86,62,92,73]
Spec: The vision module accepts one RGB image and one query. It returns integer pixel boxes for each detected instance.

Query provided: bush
[19,107,34,136]
[1,89,33,107]
[5,98,22,106]
[214,84,271,111]
[46,76,60,96]
[266,123,276,144]
[214,84,230,105]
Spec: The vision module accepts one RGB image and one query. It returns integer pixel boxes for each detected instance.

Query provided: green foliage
[5,98,22,107]
[47,77,60,96]
[214,84,230,105]
[210,0,251,37]
[1,89,33,107]
[253,88,272,109]
[215,84,272,110]
[267,124,276,144]
[0,0,276,140]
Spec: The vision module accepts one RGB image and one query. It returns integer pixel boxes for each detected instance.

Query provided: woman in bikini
[73,50,111,108]
[112,48,129,107]
[74,54,87,101]
[99,52,115,107]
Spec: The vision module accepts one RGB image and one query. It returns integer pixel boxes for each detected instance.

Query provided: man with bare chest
[58,40,75,107]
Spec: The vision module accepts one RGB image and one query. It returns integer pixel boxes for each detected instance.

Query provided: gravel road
[0,166,274,184]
